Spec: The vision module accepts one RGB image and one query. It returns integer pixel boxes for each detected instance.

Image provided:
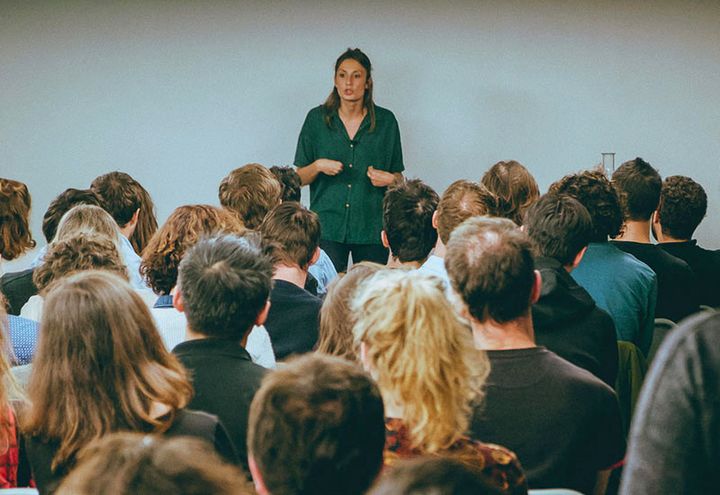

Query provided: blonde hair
[352,270,489,453]
[54,204,121,245]
[0,296,23,453]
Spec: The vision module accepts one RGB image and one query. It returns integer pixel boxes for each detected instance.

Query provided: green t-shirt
[294,104,404,245]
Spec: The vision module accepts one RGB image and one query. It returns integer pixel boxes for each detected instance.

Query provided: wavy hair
[0,178,36,260]
[21,271,193,471]
[352,270,489,453]
[481,160,539,226]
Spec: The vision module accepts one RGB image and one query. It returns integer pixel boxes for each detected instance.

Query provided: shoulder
[303,105,327,124]
[542,349,617,396]
[373,105,399,124]
[168,409,221,439]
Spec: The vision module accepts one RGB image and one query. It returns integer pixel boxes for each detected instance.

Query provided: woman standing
[294,48,404,272]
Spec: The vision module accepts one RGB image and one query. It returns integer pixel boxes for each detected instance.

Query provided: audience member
[172,235,271,471]
[418,180,496,287]
[381,179,439,268]
[620,310,720,494]
[247,353,386,495]
[353,269,527,494]
[481,160,539,226]
[57,433,251,495]
[612,158,698,321]
[21,235,128,321]
[21,271,236,494]
[369,457,504,495]
[269,165,337,295]
[126,179,158,256]
[653,175,720,308]
[446,216,624,494]
[0,178,35,274]
[316,261,383,362]
[525,194,619,386]
[551,169,657,355]
[90,171,149,288]
[219,163,282,230]
[259,202,323,359]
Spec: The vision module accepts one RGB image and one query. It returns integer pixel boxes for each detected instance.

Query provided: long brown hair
[323,48,376,132]
[0,178,36,260]
[22,271,192,470]
[129,181,158,256]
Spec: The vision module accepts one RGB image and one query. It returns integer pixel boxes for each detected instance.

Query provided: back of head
[42,188,102,243]
[445,216,535,323]
[436,180,497,245]
[178,235,272,340]
[524,193,592,266]
[612,157,662,222]
[248,353,385,495]
[33,234,129,293]
[382,179,439,263]
[0,177,36,260]
[141,205,245,295]
[369,457,504,495]
[90,172,143,229]
[657,175,708,240]
[259,202,321,270]
[481,160,539,225]
[54,204,121,244]
[57,433,251,495]
[352,270,488,453]
[549,169,623,242]
[317,261,384,362]
[270,166,302,202]
[24,271,191,469]
[218,163,282,229]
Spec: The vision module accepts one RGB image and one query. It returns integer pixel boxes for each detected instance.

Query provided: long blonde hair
[22,271,192,470]
[353,270,489,453]
[0,296,22,454]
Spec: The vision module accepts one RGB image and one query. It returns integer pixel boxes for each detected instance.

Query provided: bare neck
[470,314,536,351]
[387,257,423,270]
[615,220,652,243]
[339,100,365,119]
[432,240,446,259]
[273,264,308,288]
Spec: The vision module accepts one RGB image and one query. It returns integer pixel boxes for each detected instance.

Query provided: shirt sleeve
[388,113,405,173]
[294,110,316,168]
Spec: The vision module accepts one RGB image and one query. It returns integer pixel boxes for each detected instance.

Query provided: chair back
[647,318,677,364]
[615,341,648,437]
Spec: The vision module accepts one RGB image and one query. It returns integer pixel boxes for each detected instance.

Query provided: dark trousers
[320,240,389,273]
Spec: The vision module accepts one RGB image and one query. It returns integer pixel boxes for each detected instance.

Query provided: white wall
[2,0,719,269]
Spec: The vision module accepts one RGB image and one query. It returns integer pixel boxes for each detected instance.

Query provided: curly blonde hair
[352,270,489,453]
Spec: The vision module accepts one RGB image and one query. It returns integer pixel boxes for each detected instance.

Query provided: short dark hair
[549,169,623,242]
[524,193,592,266]
[178,235,273,340]
[612,157,662,221]
[248,353,385,495]
[90,172,143,228]
[218,164,282,229]
[42,188,102,243]
[657,175,708,240]
[382,179,439,263]
[445,216,535,323]
[270,166,302,202]
[259,202,321,270]
[436,180,497,245]
[369,457,504,495]
[481,160,540,226]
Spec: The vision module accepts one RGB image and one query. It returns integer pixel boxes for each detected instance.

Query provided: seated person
[172,235,271,470]
[381,179,439,269]
[259,202,323,359]
[0,178,35,274]
[612,158,698,321]
[57,433,251,495]
[247,353,386,495]
[481,160,539,226]
[5,312,39,366]
[446,217,625,494]
[219,163,282,230]
[653,175,720,308]
[525,194,619,386]
[140,205,274,368]
[353,269,527,494]
[551,170,657,355]
[418,180,496,286]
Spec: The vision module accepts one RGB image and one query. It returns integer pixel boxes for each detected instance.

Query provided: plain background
[2,0,719,270]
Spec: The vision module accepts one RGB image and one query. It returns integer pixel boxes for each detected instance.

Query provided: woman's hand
[367,167,398,187]
[316,159,344,176]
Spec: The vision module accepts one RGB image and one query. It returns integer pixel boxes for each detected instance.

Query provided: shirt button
[345,203,350,208]
[348,184,352,188]
[349,164,353,168]
[350,144,354,148]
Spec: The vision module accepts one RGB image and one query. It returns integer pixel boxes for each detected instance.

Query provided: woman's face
[334,58,369,105]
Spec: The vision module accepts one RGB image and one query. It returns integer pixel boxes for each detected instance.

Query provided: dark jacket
[0,268,37,316]
[532,256,619,386]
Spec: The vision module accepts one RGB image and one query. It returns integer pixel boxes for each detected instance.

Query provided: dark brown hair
[90,172,143,229]
[140,205,245,295]
[657,175,708,240]
[128,180,158,256]
[0,178,36,260]
[481,160,540,226]
[42,188,102,243]
[259,202,321,270]
[323,48,376,132]
[436,180,497,245]
[612,157,662,222]
[218,164,282,229]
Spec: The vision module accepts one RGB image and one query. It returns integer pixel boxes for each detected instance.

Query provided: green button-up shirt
[294,104,404,245]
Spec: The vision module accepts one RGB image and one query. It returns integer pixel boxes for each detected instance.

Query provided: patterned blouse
[384,418,528,495]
